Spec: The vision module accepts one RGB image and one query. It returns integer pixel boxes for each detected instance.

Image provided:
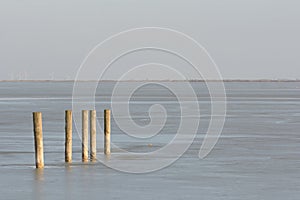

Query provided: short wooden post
[65,110,72,163]
[33,112,44,168]
[104,109,111,155]
[90,110,97,160]
[82,110,89,162]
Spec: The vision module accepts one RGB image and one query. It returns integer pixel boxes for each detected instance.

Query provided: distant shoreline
[0,79,300,83]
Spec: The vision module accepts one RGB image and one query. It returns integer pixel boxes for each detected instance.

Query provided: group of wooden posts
[33,109,111,168]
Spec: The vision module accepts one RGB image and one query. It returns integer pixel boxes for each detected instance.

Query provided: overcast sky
[0,0,299,80]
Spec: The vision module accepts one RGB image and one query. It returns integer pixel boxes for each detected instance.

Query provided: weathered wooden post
[82,110,89,162]
[65,110,72,163]
[90,110,97,160]
[33,112,44,168]
[104,109,111,155]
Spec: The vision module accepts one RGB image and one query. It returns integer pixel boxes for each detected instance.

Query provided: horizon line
[1,79,300,83]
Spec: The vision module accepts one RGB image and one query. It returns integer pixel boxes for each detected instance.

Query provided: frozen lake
[0,81,299,199]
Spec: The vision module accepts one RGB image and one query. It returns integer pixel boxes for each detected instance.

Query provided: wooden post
[65,110,72,163]
[104,109,111,155]
[33,112,44,168]
[82,110,89,162]
[90,110,97,160]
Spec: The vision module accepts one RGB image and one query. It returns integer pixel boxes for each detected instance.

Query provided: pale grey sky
[0,0,299,80]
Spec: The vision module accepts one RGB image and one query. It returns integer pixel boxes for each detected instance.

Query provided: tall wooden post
[104,109,111,155]
[33,112,44,168]
[90,110,97,160]
[82,110,89,162]
[65,110,72,163]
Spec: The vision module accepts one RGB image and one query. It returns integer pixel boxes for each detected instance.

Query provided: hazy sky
[0,0,299,80]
